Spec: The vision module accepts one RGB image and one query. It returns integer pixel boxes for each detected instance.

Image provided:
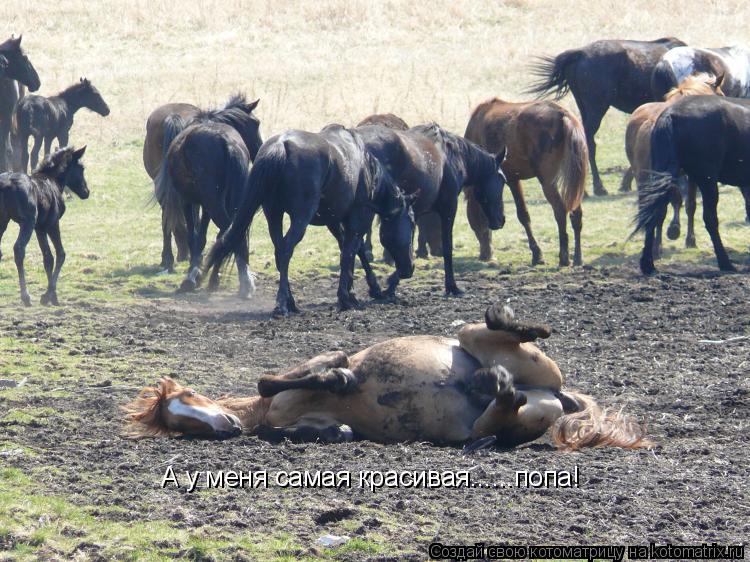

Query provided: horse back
[0,172,38,223]
[143,102,200,179]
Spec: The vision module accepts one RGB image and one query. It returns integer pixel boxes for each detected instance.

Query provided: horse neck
[217,395,271,429]
[30,174,64,210]
[460,141,490,186]
[57,87,87,114]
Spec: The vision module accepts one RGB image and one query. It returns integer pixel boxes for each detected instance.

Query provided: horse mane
[56,78,93,98]
[121,377,182,438]
[665,73,722,100]
[33,147,76,177]
[551,392,654,451]
[194,92,257,130]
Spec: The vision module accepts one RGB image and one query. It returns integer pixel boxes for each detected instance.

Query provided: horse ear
[247,98,260,112]
[73,145,87,160]
[14,34,22,46]
[495,147,507,170]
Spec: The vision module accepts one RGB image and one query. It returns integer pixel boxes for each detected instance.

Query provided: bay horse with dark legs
[143,103,199,272]
[356,122,506,295]
[155,94,262,297]
[13,78,110,173]
[124,303,652,451]
[0,35,41,172]
[635,95,750,274]
[527,37,685,195]
[463,97,587,267]
[0,146,88,305]
[205,124,417,315]
[622,74,724,257]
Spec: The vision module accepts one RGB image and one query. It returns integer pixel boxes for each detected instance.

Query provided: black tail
[153,114,187,231]
[525,49,584,100]
[205,141,284,279]
[632,113,680,235]
[650,60,678,101]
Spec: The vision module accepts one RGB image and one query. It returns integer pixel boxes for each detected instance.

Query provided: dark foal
[0,146,88,305]
[13,77,110,172]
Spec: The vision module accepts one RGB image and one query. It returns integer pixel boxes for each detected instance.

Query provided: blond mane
[121,377,182,438]
[664,72,724,101]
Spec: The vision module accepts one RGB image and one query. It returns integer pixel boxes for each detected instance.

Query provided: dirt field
[2,264,748,560]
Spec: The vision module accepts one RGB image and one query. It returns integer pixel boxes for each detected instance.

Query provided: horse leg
[43,136,53,159]
[266,206,308,316]
[653,221,663,260]
[36,229,54,305]
[541,180,570,266]
[685,180,697,248]
[329,224,361,311]
[619,166,635,193]
[20,133,30,173]
[740,185,750,224]
[666,181,683,241]
[0,216,8,263]
[439,202,462,296]
[30,135,42,171]
[256,416,354,444]
[570,205,583,266]
[159,208,175,272]
[258,366,357,397]
[14,221,35,306]
[177,204,203,292]
[174,220,190,262]
[43,222,66,306]
[700,181,735,271]
[260,350,348,383]
[577,100,608,196]
[509,179,543,265]
[465,186,492,261]
[417,212,442,258]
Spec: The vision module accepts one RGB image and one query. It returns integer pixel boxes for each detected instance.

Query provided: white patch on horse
[664,47,699,84]
[168,399,226,429]
[723,46,750,95]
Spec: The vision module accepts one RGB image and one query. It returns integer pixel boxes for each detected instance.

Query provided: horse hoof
[666,224,680,240]
[594,186,608,196]
[272,306,289,317]
[478,251,492,262]
[719,262,737,273]
[445,287,464,297]
[368,286,383,300]
[415,249,428,259]
[685,238,696,249]
[177,279,197,293]
[531,254,544,266]
[573,257,583,267]
[21,296,32,307]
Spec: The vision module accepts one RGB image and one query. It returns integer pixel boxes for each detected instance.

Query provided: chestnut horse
[143,103,199,273]
[124,303,651,450]
[464,97,587,266]
[622,73,724,256]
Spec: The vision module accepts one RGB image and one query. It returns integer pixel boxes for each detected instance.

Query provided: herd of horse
[1,33,749,449]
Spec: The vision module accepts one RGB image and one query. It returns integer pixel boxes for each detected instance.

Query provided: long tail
[651,59,678,101]
[525,49,584,99]
[153,114,187,232]
[632,113,679,235]
[552,391,653,451]
[556,113,588,212]
[205,141,284,278]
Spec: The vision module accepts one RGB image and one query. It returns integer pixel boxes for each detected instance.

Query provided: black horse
[155,94,262,297]
[0,35,41,171]
[527,37,686,195]
[13,78,110,172]
[355,122,506,296]
[0,146,88,305]
[205,124,417,316]
[635,95,750,274]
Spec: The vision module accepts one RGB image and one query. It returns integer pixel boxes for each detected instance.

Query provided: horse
[355,122,507,296]
[527,37,686,195]
[143,103,199,272]
[123,302,651,451]
[205,124,417,315]
[0,35,41,172]
[651,46,750,100]
[635,95,750,274]
[622,74,725,257]
[0,146,88,306]
[12,78,110,173]
[155,94,262,297]
[462,97,587,267]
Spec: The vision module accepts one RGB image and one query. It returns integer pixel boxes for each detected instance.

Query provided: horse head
[474,146,507,230]
[218,94,262,160]
[78,77,111,116]
[0,35,40,91]
[123,377,242,439]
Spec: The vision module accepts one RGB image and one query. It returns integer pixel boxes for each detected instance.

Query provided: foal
[0,146,88,305]
[13,78,110,172]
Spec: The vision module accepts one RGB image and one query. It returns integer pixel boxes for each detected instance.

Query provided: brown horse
[464,97,587,266]
[143,103,198,272]
[622,73,724,256]
[124,303,650,450]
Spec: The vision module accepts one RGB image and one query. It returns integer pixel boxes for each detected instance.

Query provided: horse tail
[551,391,654,451]
[632,113,679,235]
[557,112,588,212]
[205,141,284,277]
[153,114,187,232]
[651,59,678,101]
[525,49,584,100]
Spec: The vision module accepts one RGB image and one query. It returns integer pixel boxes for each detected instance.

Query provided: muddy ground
[2,264,749,560]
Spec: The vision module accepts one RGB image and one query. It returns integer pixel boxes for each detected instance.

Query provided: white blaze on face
[167,397,231,432]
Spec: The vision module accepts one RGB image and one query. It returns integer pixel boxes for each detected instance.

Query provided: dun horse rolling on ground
[464,97,587,266]
[528,37,685,195]
[622,74,725,257]
[13,78,110,172]
[635,95,750,274]
[356,122,507,295]
[205,124,417,315]
[0,146,88,305]
[143,103,199,272]
[155,94,262,297]
[0,35,41,172]
[124,303,651,450]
